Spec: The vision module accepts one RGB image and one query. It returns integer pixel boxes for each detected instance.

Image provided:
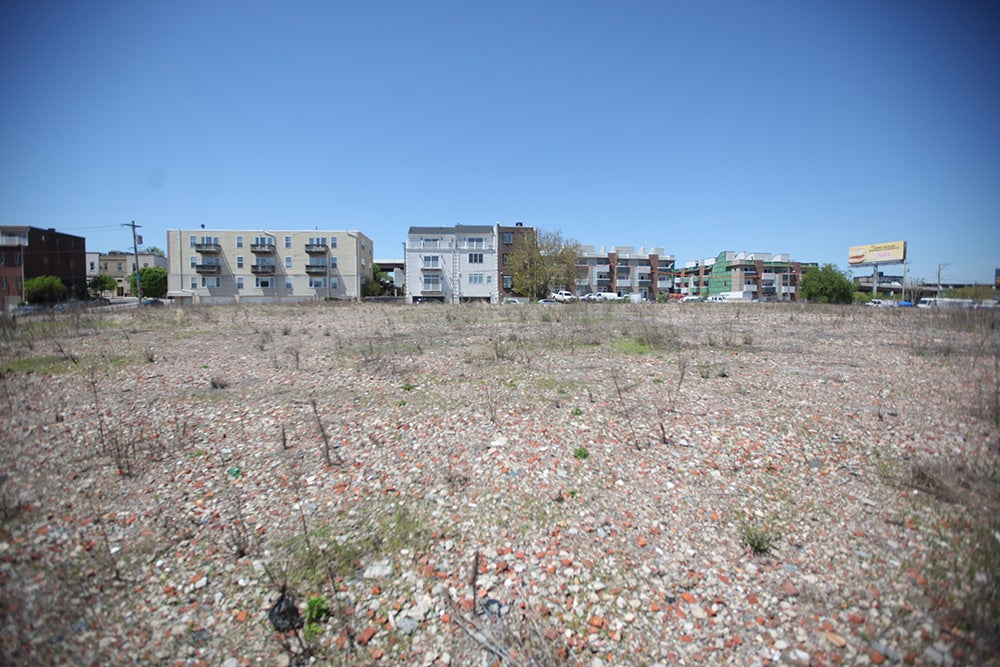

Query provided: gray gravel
[1,302,997,666]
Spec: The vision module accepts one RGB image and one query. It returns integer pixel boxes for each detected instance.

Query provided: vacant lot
[1,302,998,666]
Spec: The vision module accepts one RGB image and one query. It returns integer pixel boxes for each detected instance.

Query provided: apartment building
[90,251,167,296]
[0,226,87,309]
[166,229,373,304]
[497,222,535,300]
[405,223,537,303]
[675,251,815,301]
[575,245,675,301]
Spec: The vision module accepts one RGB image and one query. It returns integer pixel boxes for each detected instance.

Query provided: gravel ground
[1,301,998,666]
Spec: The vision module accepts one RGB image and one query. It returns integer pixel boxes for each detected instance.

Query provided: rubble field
[1,301,998,666]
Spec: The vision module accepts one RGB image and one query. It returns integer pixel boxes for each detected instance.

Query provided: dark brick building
[1,226,87,309]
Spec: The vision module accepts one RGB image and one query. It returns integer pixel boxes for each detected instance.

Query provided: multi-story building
[496,222,535,300]
[92,251,168,296]
[0,226,87,309]
[575,245,675,301]
[405,225,499,303]
[165,229,373,305]
[675,251,815,301]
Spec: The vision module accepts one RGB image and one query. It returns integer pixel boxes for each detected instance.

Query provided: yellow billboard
[848,241,906,266]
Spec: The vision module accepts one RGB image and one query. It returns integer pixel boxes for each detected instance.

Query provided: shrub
[23,275,67,304]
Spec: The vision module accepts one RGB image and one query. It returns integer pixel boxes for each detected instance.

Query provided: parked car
[53,300,85,313]
[550,290,577,302]
[680,295,703,302]
[706,295,728,303]
[596,292,621,302]
[537,299,561,305]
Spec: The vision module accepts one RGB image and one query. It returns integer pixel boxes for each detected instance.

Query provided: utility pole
[937,263,949,298]
[124,220,143,302]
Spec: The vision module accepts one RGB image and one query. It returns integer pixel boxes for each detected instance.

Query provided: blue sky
[2,0,997,285]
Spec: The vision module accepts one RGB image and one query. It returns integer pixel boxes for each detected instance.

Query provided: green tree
[23,275,67,304]
[947,285,996,300]
[508,229,580,299]
[363,264,387,297]
[799,264,854,304]
[89,274,117,295]
[130,266,168,299]
[144,246,165,257]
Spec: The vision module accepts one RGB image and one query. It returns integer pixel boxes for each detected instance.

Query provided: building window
[0,277,6,291]
[236,235,243,248]
[330,236,337,248]
[502,232,513,244]
[331,276,339,290]
[117,262,123,271]
[190,256,197,268]
[285,277,293,289]
[330,257,338,268]
[423,255,439,268]
[236,256,244,268]
[202,276,220,288]
[469,273,484,284]
[468,237,484,249]
[190,277,198,289]
[237,276,244,289]
[502,253,509,266]
[284,236,292,248]
[285,256,292,269]
[361,239,366,250]
[189,235,196,247]
[309,276,326,288]
[256,277,273,288]
[468,253,483,264]
[423,275,441,291]
[503,275,513,289]
[423,238,440,249]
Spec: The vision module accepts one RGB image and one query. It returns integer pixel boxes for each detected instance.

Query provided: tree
[947,285,996,300]
[23,275,67,304]
[144,246,165,257]
[508,229,581,299]
[89,274,117,295]
[130,266,168,299]
[363,264,387,297]
[799,264,854,304]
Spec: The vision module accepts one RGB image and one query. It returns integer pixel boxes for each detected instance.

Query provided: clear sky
[2,0,997,285]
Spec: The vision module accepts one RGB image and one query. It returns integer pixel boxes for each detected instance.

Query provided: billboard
[848,241,906,267]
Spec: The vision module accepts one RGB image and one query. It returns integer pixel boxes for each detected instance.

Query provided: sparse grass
[3,355,68,375]
[739,521,780,555]
[573,446,590,460]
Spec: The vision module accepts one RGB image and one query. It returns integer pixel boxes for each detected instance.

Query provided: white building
[404,225,500,303]
[166,229,373,305]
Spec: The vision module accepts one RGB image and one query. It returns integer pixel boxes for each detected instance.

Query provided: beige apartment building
[166,229,373,304]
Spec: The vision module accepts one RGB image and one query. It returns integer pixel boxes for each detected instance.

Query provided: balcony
[305,264,328,275]
[195,243,221,254]
[251,243,275,254]
[422,264,443,271]
[305,243,328,254]
[251,264,275,275]
[195,263,221,275]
